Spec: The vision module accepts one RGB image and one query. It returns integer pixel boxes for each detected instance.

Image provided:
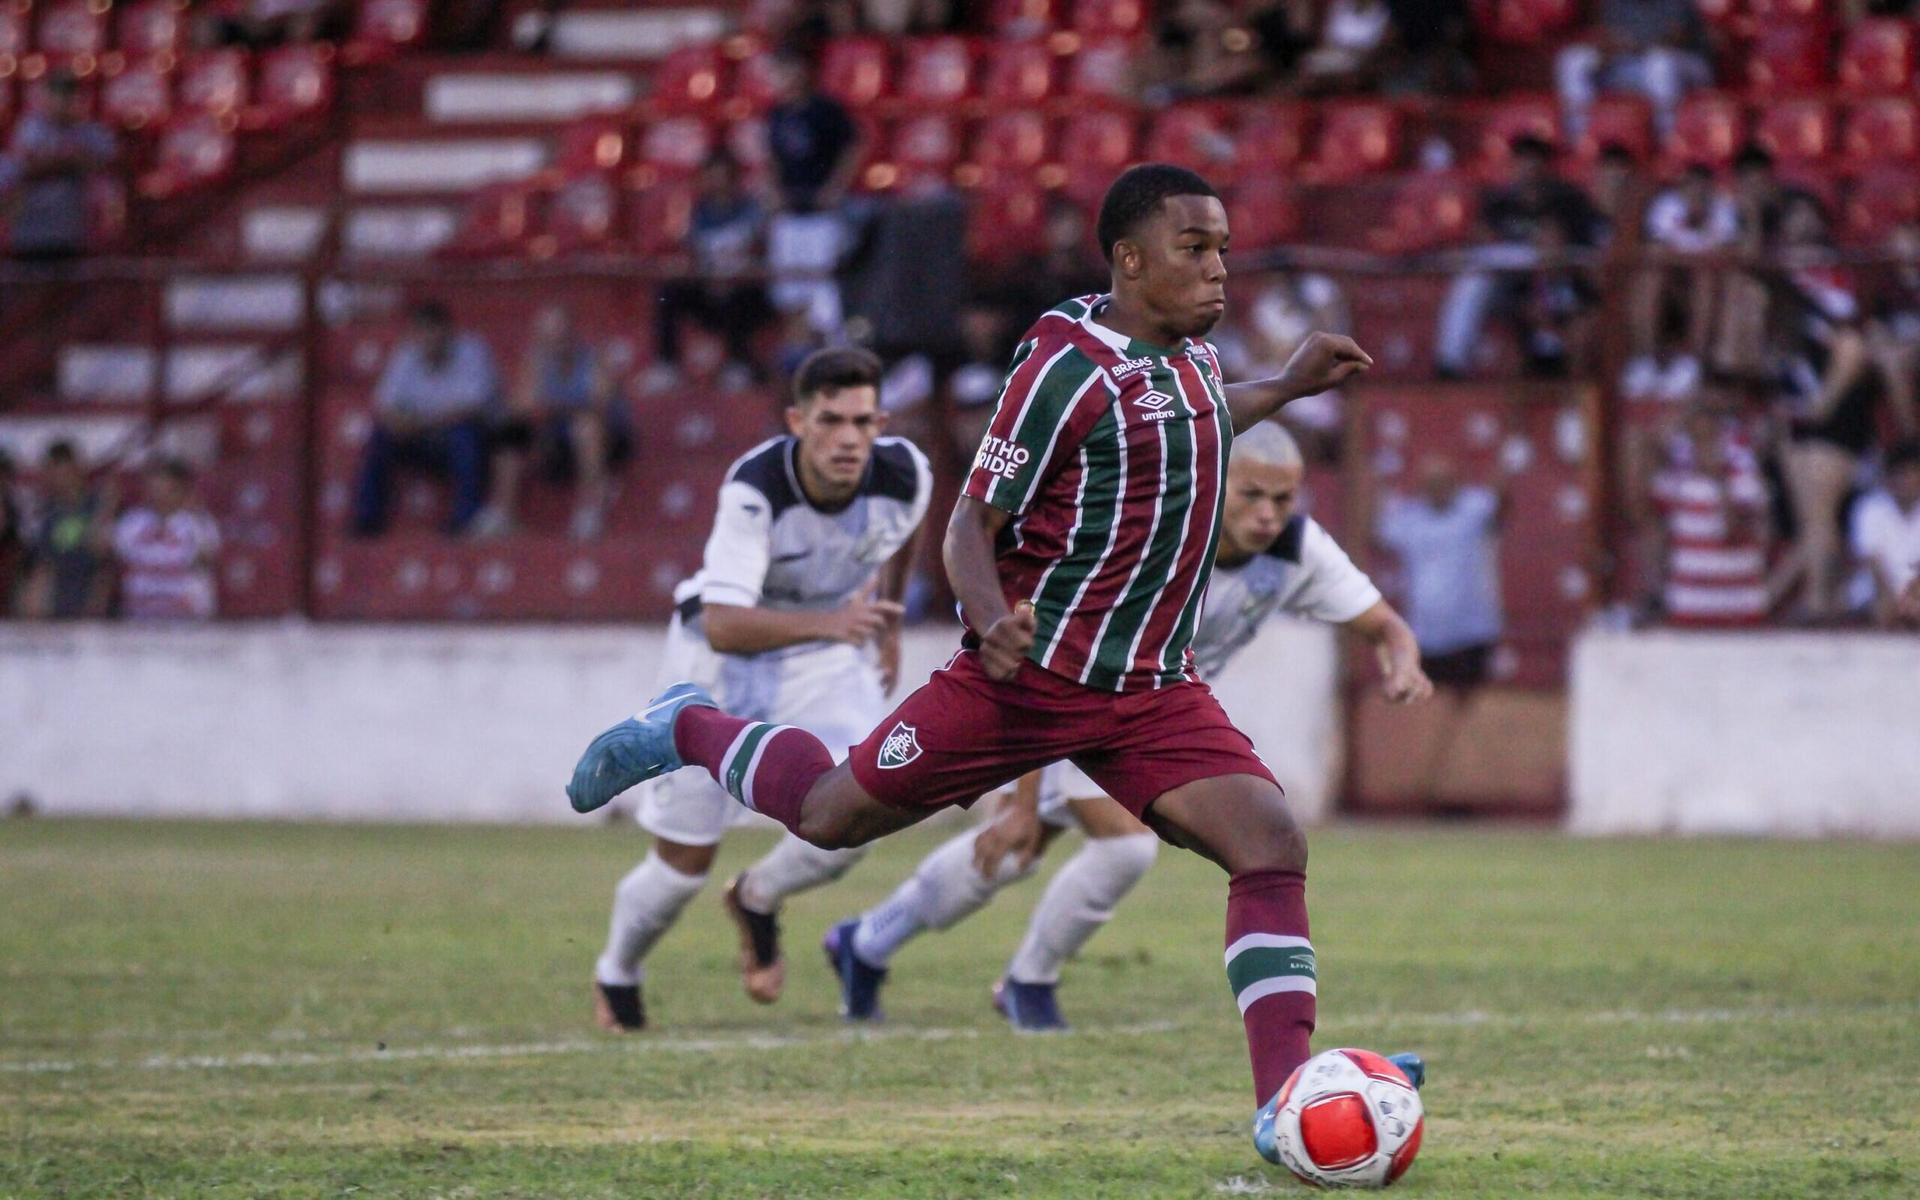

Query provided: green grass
[2,818,1917,1199]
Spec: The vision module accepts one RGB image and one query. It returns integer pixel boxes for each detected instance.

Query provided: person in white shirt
[590,347,933,1032]
[1627,164,1736,381]
[1851,441,1920,628]
[113,459,220,620]
[822,423,1433,1029]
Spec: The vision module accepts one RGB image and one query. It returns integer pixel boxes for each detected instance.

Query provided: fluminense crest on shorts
[876,721,923,770]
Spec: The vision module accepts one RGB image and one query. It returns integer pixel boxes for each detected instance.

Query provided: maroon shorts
[848,649,1278,818]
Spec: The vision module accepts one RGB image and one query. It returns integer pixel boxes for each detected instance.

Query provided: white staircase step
[343,205,459,258]
[344,137,548,194]
[57,344,303,403]
[243,206,329,261]
[166,275,306,332]
[424,71,637,123]
[545,8,726,59]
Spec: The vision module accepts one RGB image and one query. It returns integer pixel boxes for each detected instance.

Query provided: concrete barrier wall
[1,619,1342,824]
[1570,630,1920,838]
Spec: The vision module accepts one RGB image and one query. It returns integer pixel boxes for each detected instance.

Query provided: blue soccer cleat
[992,976,1069,1033]
[822,919,888,1021]
[565,682,716,814]
[1252,1050,1428,1165]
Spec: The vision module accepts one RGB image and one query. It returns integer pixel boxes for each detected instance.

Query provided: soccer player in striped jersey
[567,164,1421,1163]
[819,422,1433,1030]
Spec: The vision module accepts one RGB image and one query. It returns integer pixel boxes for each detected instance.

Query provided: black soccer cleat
[722,874,786,1004]
[593,980,646,1032]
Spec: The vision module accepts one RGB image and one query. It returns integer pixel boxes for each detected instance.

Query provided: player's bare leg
[592,836,714,1032]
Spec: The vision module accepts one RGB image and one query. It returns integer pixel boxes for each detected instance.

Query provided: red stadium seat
[1470,0,1581,44]
[967,182,1049,265]
[249,43,335,128]
[1665,93,1747,168]
[980,39,1054,106]
[545,170,620,254]
[1370,171,1477,253]
[1837,19,1915,94]
[987,0,1058,37]
[1305,101,1401,182]
[1754,99,1836,167]
[972,110,1050,173]
[36,0,109,61]
[888,112,963,171]
[1224,178,1301,251]
[98,56,173,131]
[1473,95,1559,176]
[649,44,725,113]
[444,181,538,258]
[1744,22,1831,95]
[1057,107,1138,202]
[1695,0,1749,30]
[345,0,427,64]
[555,117,629,173]
[1071,0,1147,37]
[1066,38,1134,98]
[0,7,27,61]
[1843,98,1920,170]
[1144,104,1239,183]
[639,115,715,177]
[732,43,784,113]
[819,37,889,107]
[1746,0,1823,19]
[178,49,250,115]
[1844,164,1920,241]
[1573,95,1655,161]
[1235,103,1311,171]
[897,36,973,106]
[139,114,236,198]
[625,176,695,257]
[117,0,186,58]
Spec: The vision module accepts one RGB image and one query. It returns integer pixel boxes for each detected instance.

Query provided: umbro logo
[1133,390,1181,421]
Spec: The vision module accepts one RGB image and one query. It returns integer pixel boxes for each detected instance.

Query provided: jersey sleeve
[1284,518,1384,624]
[697,480,774,608]
[963,340,1101,516]
[904,439,935,535]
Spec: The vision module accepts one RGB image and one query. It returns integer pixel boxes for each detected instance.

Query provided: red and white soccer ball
[1269,1048,1425,1188]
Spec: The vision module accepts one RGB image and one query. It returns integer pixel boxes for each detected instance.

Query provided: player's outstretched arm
[703,591,903,655]
[945,496,1036,681]
[1343,600,1433,705]
[1222,332,1373,434]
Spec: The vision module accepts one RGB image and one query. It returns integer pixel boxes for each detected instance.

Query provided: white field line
[5,1003,1914,1078]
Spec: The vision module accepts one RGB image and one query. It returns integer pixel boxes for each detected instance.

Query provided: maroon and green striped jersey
[962,294,1234,692]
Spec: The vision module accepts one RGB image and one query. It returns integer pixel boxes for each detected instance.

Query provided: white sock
[851,825,1035,968]
[736,832,865,913]
[594,850,707,986]
[1005,832,1158,986]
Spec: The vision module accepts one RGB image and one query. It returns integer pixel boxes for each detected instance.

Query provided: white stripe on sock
[1224,932,1312,967]
[1235,975,1317,1013]
[717,725,756,803]
[737,724,793,812]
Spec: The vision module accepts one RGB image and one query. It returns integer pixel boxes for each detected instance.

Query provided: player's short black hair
[1096,164,1220,264]
[1887,439,1920,474]
[1734,144,1774,172]
[792,346,883,404]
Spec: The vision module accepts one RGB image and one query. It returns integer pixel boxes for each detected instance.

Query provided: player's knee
[793,808,864,852]
[1090,829,1161,883]
[654,839,717,877]
[1233,798,1308,874]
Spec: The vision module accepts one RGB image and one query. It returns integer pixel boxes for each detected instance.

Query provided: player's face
[788,385,886,494]
[1120,194,1230,341]
[1218,458,1302,560]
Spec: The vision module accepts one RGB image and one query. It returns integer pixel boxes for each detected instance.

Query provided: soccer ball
[1266,1048,1424,1188]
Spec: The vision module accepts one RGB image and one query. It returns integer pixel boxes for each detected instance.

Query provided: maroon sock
[673,707,833,833]
[1224,868,1317,1104]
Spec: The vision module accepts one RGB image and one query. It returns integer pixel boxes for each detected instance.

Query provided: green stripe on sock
[722,724,775,804]
[1226,945,1317,999]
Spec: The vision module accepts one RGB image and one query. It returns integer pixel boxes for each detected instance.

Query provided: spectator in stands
[1213,269,1351,459]
[113,459,221,620]
[1708,146,1798,379]
[1294,0,1396,94]
[2,71,117,261]
[1865,221,1920,444]
[1555,0,1712,139]
[975,198,1108,332]
[0,450,23,610]
[943,302,1016,473]
[203,0,346,47]
[1142,0,1264,104]
[654,150,774,382]
[1852,441,1920,629]
[1588,143,1645,244]
[1770,195,1878,623]
[478,304,629,542]
[763,48,864,335]
[1434,134,1603,378]
[1518,218,1599,377]
[17,439,112,619]
[351,301,500,538]
[1641,405,1772,627]
[1629,162,1736,372]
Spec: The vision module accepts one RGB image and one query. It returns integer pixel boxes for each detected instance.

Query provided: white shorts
[1035,760,1105,830]
[638,615,887,847]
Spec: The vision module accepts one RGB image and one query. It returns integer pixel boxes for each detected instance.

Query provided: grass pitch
[2,818,1917,1199]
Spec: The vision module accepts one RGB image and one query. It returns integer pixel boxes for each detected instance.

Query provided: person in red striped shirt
[566,165,1413,1158]
[112,459,221,621]
[1643,406,1772,627]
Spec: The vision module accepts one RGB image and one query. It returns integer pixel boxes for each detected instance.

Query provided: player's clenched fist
[980,600,1037,681]
[1278,332,1373,398]
[824,589,904,647]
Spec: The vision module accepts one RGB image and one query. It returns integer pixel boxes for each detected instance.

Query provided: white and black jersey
[683,435,933,639]
[1191,515,1382,679]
